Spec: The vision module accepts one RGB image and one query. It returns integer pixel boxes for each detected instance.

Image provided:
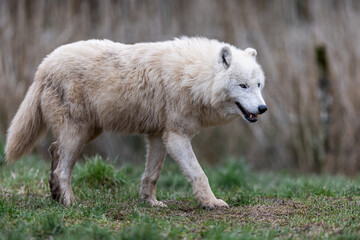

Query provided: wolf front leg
[140,134,167,207]
[164,131,229,209]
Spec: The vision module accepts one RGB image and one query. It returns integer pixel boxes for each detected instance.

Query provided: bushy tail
[5,80,46,163]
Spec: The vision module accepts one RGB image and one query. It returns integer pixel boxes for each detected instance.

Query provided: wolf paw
[49,174,76,206]
[60,192,76,207]
[201,198,229,209]
[151,200,167,207]
[144,199,167,207]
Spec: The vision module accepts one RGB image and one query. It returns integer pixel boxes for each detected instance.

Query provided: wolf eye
[239,84,247,89]
[257,83,261,87]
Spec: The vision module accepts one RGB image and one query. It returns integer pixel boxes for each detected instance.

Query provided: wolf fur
[5,37,267,208]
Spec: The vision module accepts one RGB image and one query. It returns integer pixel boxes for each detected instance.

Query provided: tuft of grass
[211,158,251,190]
[0,156,359,239]
[74,156,127,188]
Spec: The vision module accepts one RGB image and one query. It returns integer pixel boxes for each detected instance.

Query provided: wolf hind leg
[140,134,167,207]
[49,125,90,206]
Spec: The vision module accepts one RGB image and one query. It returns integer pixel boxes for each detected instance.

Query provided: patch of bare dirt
[158,198,309,225]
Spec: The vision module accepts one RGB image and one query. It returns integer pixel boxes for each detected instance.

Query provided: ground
[0,150,359,239]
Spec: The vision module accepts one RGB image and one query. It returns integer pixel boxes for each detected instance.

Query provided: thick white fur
[5,37,266,208]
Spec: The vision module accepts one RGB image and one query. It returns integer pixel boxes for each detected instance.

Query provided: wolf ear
[245,48,257,59]
[218,46,232,69]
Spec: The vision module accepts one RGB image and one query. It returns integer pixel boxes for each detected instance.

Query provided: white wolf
[5,37,267,208]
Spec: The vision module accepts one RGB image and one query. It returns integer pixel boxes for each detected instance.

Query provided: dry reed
[1,0,359,174]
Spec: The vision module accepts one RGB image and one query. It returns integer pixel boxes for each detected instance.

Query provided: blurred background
[1,0,360,175]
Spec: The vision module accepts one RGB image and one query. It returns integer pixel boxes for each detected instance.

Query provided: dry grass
[1,0,360,174]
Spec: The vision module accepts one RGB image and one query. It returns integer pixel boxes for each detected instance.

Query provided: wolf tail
[5,80,46,163]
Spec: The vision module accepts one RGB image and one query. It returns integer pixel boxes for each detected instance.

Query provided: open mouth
[235,102,258,123]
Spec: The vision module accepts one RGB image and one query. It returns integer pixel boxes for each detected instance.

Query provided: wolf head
[214,45,267,123]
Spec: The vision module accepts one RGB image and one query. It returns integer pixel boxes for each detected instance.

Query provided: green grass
[0,156,359,239]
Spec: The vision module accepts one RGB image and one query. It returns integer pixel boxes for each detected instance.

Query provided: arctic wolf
[5,37,267,208]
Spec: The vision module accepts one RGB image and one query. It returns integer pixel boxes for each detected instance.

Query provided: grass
[0,156,359,240]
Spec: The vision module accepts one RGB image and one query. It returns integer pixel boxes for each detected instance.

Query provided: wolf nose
[258,105,268,114]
